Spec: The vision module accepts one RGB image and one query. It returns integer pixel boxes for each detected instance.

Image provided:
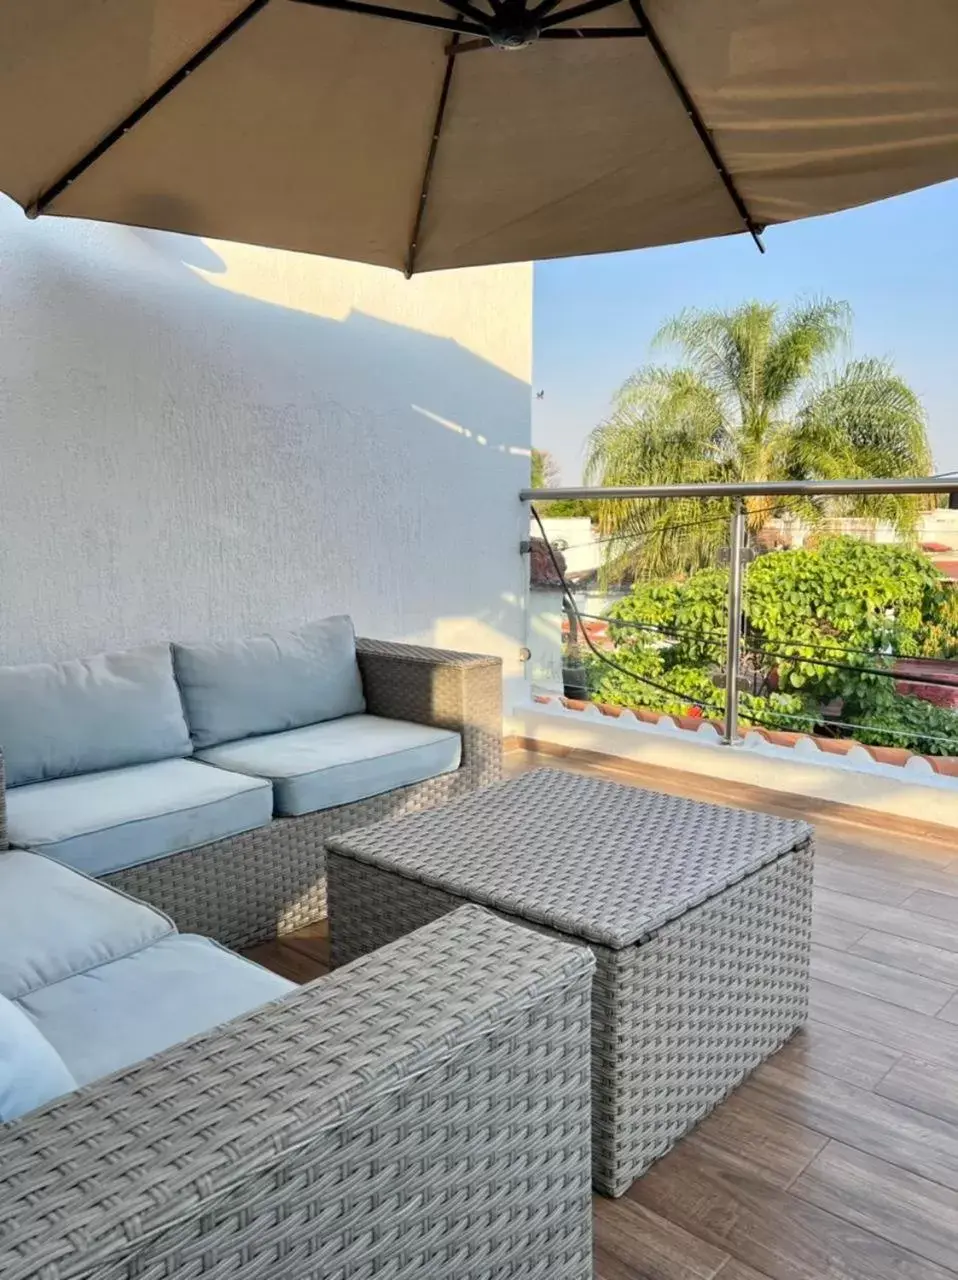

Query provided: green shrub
[587,537,958,753]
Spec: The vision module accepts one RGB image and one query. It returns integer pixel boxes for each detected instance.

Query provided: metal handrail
[522,476,958,743]
[522,477,958,501]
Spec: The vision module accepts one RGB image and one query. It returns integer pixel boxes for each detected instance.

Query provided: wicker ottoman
[326,768,813,1197]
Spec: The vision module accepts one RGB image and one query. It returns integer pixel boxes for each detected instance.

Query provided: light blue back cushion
[173,616,366,749]
[0,644,193,788]
[0,848,174,1002]
[0,993,77,1121]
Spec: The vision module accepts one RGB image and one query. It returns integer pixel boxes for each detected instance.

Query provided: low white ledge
[507,695,958,830]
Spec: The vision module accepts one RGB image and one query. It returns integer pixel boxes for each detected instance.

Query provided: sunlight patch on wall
[413,405,531,459]
[177,236,533,379]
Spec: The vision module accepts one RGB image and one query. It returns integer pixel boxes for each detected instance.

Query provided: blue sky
[532,180,958,484]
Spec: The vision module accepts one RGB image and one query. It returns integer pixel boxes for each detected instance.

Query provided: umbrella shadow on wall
[126,213,526,455]
[0,201,531,663]
[116,193,231,272]
[130,228,227,274]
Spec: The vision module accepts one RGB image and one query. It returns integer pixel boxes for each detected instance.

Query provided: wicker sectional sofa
[0,850,595,1280]
[0,627,502,949]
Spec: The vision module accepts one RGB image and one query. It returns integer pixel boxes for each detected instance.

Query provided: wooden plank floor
[247,749,958,1280]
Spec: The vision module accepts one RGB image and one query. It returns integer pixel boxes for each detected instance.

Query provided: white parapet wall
[509,695,958,829]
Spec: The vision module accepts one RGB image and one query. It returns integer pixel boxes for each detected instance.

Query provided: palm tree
[585,300,933,578]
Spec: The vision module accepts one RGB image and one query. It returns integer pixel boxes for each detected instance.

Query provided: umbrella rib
[435,0,495,26]
[405,34,460,277]
[539,26,646,37]
[627,0,765,252]
[529,0,571,18]
[538,0,628,31]
[448,36,492,51]
[26,0,274,218]
[292,0,486,33]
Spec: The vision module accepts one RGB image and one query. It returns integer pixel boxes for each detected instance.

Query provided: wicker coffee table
[326,768,813,1197]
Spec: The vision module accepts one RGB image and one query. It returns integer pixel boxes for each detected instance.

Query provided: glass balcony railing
[523,479,958,767]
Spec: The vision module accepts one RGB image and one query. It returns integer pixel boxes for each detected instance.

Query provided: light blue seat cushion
[173,616,366,750]
[0,993,77,1121]
[0,848,173,1000]
[0,643,192,787]
[17,935,295,1087]
[197,714,461,818]
[5,760,273,876]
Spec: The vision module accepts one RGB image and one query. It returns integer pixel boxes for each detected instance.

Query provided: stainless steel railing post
[723,498,746,744]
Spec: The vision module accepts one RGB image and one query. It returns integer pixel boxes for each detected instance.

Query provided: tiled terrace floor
[249,749,958,1280]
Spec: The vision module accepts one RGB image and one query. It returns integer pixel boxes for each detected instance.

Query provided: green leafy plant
[917,591,958,660]
[587,537,958,755]
[850,693,958,757]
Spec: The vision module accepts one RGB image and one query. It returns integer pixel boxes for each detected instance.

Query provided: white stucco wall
[0,197,532,702]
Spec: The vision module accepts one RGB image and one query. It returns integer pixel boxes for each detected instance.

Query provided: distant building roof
[529,538,566,588]
[932,559,958,580]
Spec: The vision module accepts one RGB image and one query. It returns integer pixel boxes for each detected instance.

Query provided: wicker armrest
[355,638,503,783]
[1,906,594,1280]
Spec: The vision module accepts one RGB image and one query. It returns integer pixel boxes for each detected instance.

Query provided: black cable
[546,514,730,553]
[542,478,958,557]
[564,606,958,747]
[546,502,783,553]
[541,471,958,555]
[738,707,958,750]
[530,506,724,713]
[532,480,958,744]
[529,532,958,748]
[579,612,725,649]
[741,644,958,691]
[575,609,958,675]
[578,609,857,658]
[576,611,958,692]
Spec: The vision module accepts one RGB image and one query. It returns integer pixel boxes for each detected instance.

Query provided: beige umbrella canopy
[2,0,957,274]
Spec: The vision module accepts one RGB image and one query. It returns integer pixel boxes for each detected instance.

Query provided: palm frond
[586,367,730,578]
[790,357,934,532]
[584,298,933,576]
[761,298,851,407]
[653,304,777,425]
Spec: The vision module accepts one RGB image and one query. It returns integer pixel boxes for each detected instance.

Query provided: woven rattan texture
[104,771,471,950]
[327,767,810,948]
[328,820,812,1196]
[0,907,594,1280]
[591,844,812,1193]
[90,640,502,949]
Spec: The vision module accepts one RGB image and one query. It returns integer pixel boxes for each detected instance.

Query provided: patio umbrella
[2,0,957,274]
